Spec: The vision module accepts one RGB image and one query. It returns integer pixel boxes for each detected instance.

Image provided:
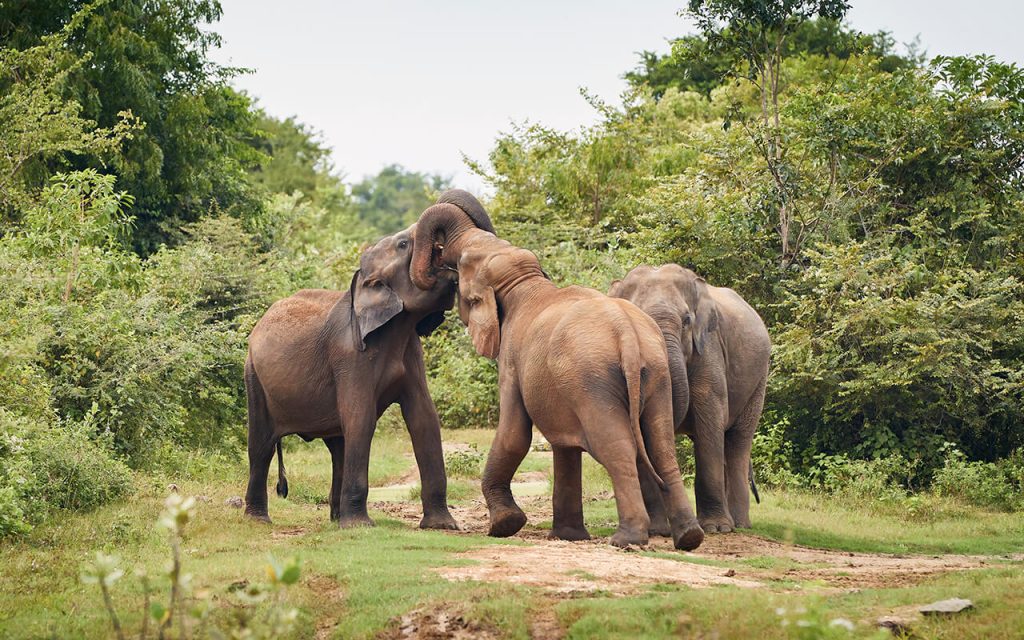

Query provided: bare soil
[371,491,1005,594]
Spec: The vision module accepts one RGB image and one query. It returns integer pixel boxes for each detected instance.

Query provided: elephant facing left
[244,190,494,529]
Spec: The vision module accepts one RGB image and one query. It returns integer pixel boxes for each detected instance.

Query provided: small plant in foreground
[82,493,300,639]
[775,605,883,639]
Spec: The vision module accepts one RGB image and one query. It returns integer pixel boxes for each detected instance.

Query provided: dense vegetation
[2,0,1023,538]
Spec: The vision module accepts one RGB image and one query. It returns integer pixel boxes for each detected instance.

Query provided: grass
[1,426,1022,639]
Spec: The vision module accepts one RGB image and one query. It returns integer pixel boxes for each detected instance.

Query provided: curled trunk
[411,194,496,290]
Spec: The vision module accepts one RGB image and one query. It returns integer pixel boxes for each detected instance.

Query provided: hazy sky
[210,1,1024,192]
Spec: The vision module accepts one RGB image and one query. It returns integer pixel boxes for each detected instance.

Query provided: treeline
[0,0,450,535]
[2,1,1023,536]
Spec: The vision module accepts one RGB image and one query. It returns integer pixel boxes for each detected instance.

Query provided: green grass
[750,490,1024,555]
[2,427,1023,639]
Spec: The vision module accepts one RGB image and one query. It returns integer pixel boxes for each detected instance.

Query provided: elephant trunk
[411,192,496,290]
[664,331,690,432]
[436,189,496,234]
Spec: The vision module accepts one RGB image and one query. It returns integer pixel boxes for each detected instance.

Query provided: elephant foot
[419,511,460,531]
[673,521,705,551]
[337,513,375,529]
[609,528,648,549]
[699,515,735,534]
[648,518,672,538]
[488,507,527,538]
[243,508,272,524]
[549,525,591,541]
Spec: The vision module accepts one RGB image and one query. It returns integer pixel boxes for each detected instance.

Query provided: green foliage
[83,493,301,639]
[423,315,499,430]
[932,445,1024,512]
[444,447,484,479]
[0,0,267,251]
[351,164,449,234]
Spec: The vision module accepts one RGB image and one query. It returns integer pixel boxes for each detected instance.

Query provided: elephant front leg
[693,414,734,533]
[400,380,458,530]
[550,446,589,541]
[482,383,532,538]
[336,403,377,528]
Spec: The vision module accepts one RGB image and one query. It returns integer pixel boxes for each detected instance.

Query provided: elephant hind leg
[244,361,278,523]
[639,464,671,537]
[324,436,345,522]
[581,408,650,548]
[725,376,767,529]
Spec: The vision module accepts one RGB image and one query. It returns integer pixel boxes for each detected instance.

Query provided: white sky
[210,1,1024,193]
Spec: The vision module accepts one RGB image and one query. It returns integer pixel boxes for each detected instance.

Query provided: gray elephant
[610,264,770,533]
[244,190,493,528]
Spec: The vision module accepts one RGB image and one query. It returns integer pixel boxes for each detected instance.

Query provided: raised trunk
[410,203,479,290]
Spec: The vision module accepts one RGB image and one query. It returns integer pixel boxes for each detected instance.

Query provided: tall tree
[681,1,850,266]
[0,0,265,251]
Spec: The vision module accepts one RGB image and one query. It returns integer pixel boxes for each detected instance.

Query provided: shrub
[932,444,1024,511]
[0,406,133,536]
[445,447,484,479]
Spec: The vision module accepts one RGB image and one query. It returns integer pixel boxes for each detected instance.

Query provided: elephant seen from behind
[410,198,705,551]
[610,264,770,533]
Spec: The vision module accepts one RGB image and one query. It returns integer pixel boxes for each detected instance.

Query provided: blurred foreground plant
[82,493,300,639]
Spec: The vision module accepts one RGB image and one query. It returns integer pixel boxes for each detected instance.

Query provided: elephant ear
[415,310,446,337]
[349,269,404,351]
[466,284,500,359]
[691,286,719,356]
[608,278,624,298]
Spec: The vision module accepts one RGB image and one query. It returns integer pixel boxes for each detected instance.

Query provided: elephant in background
[244,190,494,528]
[410,198,704,551]
[610,264,770,533]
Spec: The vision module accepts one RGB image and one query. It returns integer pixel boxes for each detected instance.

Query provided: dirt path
[371,491,1013,594]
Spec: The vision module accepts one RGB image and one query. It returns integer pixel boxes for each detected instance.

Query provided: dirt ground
[371,491,1007,595]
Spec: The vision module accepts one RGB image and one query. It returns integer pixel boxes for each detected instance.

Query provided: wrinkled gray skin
[244,204,493,529]
[610,264,770,533]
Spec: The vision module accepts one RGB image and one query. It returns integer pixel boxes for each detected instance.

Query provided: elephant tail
[749,460,760,504]
[621,328,665,491]
[275,440,289,499]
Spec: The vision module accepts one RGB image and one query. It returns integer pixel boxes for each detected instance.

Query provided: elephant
[409,197,704,551]
[609,264,771,533]
[244,190,494,528]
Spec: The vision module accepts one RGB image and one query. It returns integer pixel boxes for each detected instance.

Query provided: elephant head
[410,191,548,360]
[348,222,461,351]
[609,264,720,428]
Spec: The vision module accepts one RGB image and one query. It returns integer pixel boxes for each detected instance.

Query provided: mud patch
[438,540,762,594]
[379,607,501,640]
[305,574,346,640]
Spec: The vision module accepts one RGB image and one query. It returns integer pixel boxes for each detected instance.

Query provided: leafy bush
[444,447,484,479]
[0,407,132,536]
[932,445,1024,512]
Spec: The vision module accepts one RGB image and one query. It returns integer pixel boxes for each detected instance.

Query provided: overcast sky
[210,1,1024,192]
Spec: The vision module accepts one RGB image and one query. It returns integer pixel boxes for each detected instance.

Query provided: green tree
[681,1,851,266]
[249,109,341,199]
[0,0,266,251]
[351,164,448,234]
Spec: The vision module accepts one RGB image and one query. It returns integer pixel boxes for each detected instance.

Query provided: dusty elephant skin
[610,264,771,534]
[409,196,704,551]
[244,199,493,529]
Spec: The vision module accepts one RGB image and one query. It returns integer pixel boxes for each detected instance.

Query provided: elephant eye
[397,240,409,250]
[683,314,693,326]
